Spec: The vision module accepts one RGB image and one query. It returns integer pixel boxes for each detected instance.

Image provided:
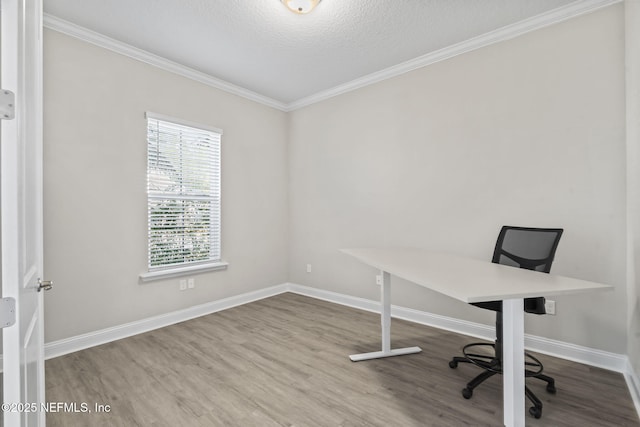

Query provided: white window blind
[146,113,222,270]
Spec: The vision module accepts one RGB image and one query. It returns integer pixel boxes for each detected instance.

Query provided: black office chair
[449,226,563,419]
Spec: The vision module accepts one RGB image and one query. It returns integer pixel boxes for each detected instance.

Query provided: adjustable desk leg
[349,271,422,362]
[503,298,525,427]
[381,271,391,353]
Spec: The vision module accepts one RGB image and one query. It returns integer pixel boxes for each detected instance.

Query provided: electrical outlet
[187,278,195,289]
[545,299,556,315]
[306,264,312,273]
[179,280,187,291]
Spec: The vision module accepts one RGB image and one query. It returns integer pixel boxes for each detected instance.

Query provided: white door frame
[1,0,46,425]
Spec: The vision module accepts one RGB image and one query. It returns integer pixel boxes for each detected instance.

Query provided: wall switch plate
[187,278,195,289]
[375,275,383,285]
[179,280,187,291]
[545,299,556,315]
[306,264,312,273]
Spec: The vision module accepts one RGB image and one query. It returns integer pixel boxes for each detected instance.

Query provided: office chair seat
[449,226,563,419]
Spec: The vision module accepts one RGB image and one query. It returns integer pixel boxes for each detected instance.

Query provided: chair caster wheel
[546,383,556,394]
[462,388,473,399]
[449,360,458,369]
[529,406,542,419]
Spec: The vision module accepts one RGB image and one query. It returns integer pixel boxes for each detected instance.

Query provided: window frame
[140,112,227,282]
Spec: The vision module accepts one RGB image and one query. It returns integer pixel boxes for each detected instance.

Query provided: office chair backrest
[492,226,563,273]
[492,226,563,314]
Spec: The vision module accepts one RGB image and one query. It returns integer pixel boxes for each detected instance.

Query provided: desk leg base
[349,346,422,362]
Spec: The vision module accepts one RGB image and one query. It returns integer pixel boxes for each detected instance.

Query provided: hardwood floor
[45,293,639,426]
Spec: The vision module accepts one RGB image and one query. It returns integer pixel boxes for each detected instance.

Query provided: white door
[1,0,46,426]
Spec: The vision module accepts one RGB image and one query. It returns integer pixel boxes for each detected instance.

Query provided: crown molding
[44,0,621,113]
[42,14,289,112]
[287,0,623,111]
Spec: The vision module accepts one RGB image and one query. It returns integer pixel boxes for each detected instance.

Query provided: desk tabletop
[341,248,612,303]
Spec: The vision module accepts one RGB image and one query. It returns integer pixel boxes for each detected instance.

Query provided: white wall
[288,5,627,353]
[43,30,289,342]
[626,0,640,377]
[42,4,631,358]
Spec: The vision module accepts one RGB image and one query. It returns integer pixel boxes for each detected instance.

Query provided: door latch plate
[0,297,16,328]
[0,90,15,120]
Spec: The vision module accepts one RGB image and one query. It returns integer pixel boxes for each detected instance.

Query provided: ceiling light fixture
[281,0,322,14]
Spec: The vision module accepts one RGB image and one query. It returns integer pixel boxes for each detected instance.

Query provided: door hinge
[0,90,16,120]
[0,297,16,328]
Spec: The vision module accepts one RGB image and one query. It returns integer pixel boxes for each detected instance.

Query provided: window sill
[139,261,229,283]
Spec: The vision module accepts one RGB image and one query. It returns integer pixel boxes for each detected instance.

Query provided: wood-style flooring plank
[44,293,639,426]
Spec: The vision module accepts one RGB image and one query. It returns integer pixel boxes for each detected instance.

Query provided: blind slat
[147,116,222,269]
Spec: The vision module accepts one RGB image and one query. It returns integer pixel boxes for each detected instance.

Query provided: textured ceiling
[44,0,579,105]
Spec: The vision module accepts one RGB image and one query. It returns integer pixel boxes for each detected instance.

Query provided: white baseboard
[286,283,631,373]
[41,279,631,374]
[2,280,635,419]
[287,282,639,419]
[44,283,289,360]
[625,359,640,418]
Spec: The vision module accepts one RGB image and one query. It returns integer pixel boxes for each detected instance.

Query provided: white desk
[341,248,612,427]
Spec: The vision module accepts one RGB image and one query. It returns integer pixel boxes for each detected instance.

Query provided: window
[141,113,225,280]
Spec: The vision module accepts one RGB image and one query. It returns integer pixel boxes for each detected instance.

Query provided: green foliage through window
[147,115,221,269]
